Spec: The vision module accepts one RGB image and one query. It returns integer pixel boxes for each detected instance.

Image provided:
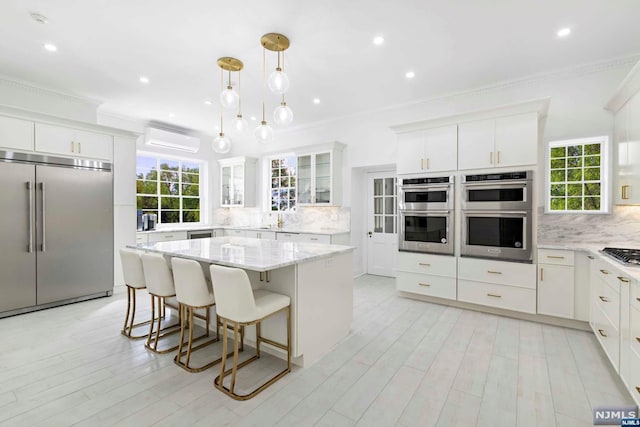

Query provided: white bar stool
[119,249,154,339]
[210,264,291,401]
[141,253,182,353]
[171,257,225,372]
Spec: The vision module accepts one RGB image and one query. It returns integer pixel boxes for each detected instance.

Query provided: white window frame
[545,136,610,214]
[136,151,206,226]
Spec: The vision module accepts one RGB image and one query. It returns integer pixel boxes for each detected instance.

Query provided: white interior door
[366,171,398,277]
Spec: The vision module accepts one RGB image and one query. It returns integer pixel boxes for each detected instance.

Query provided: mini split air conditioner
[144,127,201,153]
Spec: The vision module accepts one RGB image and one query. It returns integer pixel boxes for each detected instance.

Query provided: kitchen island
[130,237,354,367]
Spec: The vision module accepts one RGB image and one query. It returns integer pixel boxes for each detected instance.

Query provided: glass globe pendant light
[230,69,248,133]
[262,33,290,95]
[255,44,274,144]
[273,95,293,126]
[217,57,243,110]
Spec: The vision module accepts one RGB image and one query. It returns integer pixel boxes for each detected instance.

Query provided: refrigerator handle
[41,182,46,252]
[27,182,33,253]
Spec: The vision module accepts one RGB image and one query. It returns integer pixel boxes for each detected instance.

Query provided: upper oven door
[399,184,453,211]
[399,210,454,255]
[461,180,532,211]
[461,210,532,262]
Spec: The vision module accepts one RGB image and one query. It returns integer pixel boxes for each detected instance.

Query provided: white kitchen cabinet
[614,91,640,205]
[395,252,457,301]
[247,230,277,240]
[135,232,148,244]
[35,123,113,160]
[147,231,188,242]
[537,249,575,319]
[296,143,344,206]
[224,229,247,238]
[458,113,537,170]
[219,157,256,207]
[589,256,621,372]
[297,233,331,244]
[458,279,537,314]
[396,125,458,175]
[0,116,34,152]
[276,232,299,242]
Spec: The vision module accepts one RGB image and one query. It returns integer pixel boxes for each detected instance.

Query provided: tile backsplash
[537,205,640,244]
[213,206,351,231]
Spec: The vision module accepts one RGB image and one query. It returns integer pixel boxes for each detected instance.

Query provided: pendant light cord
[237,70,242,115]
[262,46,266,122]
[220,67,224,134]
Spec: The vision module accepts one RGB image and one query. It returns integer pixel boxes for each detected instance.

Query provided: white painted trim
[605,58,640,112]
[0,75,102,106]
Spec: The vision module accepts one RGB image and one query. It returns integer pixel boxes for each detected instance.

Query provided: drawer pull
[164,235,173,238]
[636,386,640,395]
[599,296,609,303]
[487,271,502,275]
[617,276,630,283]
[637,298,640,303]
[599,269,610,275]
[487,293,502,298]
[636,337,640,344]
[540,267,544,281]
[546,255,565,259]
[418,263,431,267]
[598,329,608,338]
[418,282,431,287]
[309,237,318,241]
[587,255,595,260]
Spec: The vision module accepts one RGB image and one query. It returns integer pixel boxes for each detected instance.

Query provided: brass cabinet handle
[617,276,630,283]
[418,262,431,266]
[547,255,565,259]
[637,298,640,303]
[497,151,501,164]
[487,293,502,298]
[487,270,502,275]
[600,269,610,275]
[78,142,81,153]
[310,237,318,241]
[164,235,173,238]
[587,255,595,260]
[599,296,609,303]
[622,185,629,200]
[636,337,640,344]
[418,282,431,287]
[636,386,640,395]
[71,141,75,152]
[540,267,544,281]
[420,159,424,170]
[426,158,430,169]
[490,151,493,165]
[598,329,608,338]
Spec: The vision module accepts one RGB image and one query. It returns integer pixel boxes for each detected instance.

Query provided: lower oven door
[399,211,454,255]
[461,210,532,262]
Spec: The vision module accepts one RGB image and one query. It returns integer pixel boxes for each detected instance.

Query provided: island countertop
[130,236,355,272]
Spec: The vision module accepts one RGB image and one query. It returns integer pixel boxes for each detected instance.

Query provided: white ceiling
[1,0,639,135]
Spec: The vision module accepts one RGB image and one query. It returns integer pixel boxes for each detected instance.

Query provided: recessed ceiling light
[313,98,321,104]
[557,28,571,37]
[43,43,57,52]
[204,100,212,106]
[169,113,175,118]
[405,71,415,79]
[139,76,150,84]
[250,116,257,121]
[373,35,384,46]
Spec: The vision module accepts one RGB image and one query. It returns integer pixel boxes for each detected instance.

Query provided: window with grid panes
[136,154,202,224]
[270,156,297,211]
[373,177,397,233]
[547,137,608,213]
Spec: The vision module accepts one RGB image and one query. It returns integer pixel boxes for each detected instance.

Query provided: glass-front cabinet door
[232,164,244,206]
[315,152,331,204]
[221,165,232,206]
[297,154,312,204]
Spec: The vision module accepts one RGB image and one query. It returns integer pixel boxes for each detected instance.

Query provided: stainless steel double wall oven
[461,171,533,262]
[398,175,454,255]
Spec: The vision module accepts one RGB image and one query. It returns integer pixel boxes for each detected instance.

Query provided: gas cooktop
[602,247,640,266]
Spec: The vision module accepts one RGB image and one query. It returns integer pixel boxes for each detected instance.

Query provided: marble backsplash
[212,206,351,231]
[537,205,640,245]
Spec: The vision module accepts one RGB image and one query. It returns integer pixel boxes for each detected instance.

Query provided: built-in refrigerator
[0,151,113,317]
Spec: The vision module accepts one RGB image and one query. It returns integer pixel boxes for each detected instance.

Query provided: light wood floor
[0,275,634,426]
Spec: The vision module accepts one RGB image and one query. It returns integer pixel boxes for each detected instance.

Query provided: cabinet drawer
[592,305,620,372]
[594,262,623,294]
[630,346,640,405]
[458,257,536,289]
[0,116,34,152]
[396,272,456,300]
[224,229,247,237]
[276,232,299,242]
[537,249,575,266]
[298,233,331,244]
[135,233,148,244]
[147,231,187,242]
[631,306,640,359]
[458,280,536,314]
[396,252,456,277]
[250,230,276,240]
[594,276,620,330]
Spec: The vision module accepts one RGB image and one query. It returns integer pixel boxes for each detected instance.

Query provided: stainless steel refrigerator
[0,151,113,317]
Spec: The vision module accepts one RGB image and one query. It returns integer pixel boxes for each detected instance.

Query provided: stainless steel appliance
[0,150,113,318]
[602,247,640,266]
[461,171,533,211]
[399,176,454,255]
[461,171,533,262]
[142,213,157,231]
[187,229,214,239]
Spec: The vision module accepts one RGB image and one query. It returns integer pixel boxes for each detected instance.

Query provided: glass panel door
[372,177,397,234]
[315,152,331,204]
[232,164,244,205]
[297,154,312,204]
[221,165,231,205]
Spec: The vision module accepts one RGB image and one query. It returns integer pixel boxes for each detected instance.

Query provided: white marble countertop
[129,237,355,272]
[538,241,640,282]
[137,225,350,236]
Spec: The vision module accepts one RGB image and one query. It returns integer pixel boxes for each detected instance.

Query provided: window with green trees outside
[136,154,203,224]
[547,137,608,213]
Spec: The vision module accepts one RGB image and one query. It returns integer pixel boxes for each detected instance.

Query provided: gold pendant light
[214,57,242,153]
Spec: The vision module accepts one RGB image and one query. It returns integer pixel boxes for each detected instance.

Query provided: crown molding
[280,53,640,135]
[605,58,640,112]
[0,75,102,106]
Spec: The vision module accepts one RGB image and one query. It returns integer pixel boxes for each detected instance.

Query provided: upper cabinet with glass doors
[296,142,345,206]
[218,156,256,207]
